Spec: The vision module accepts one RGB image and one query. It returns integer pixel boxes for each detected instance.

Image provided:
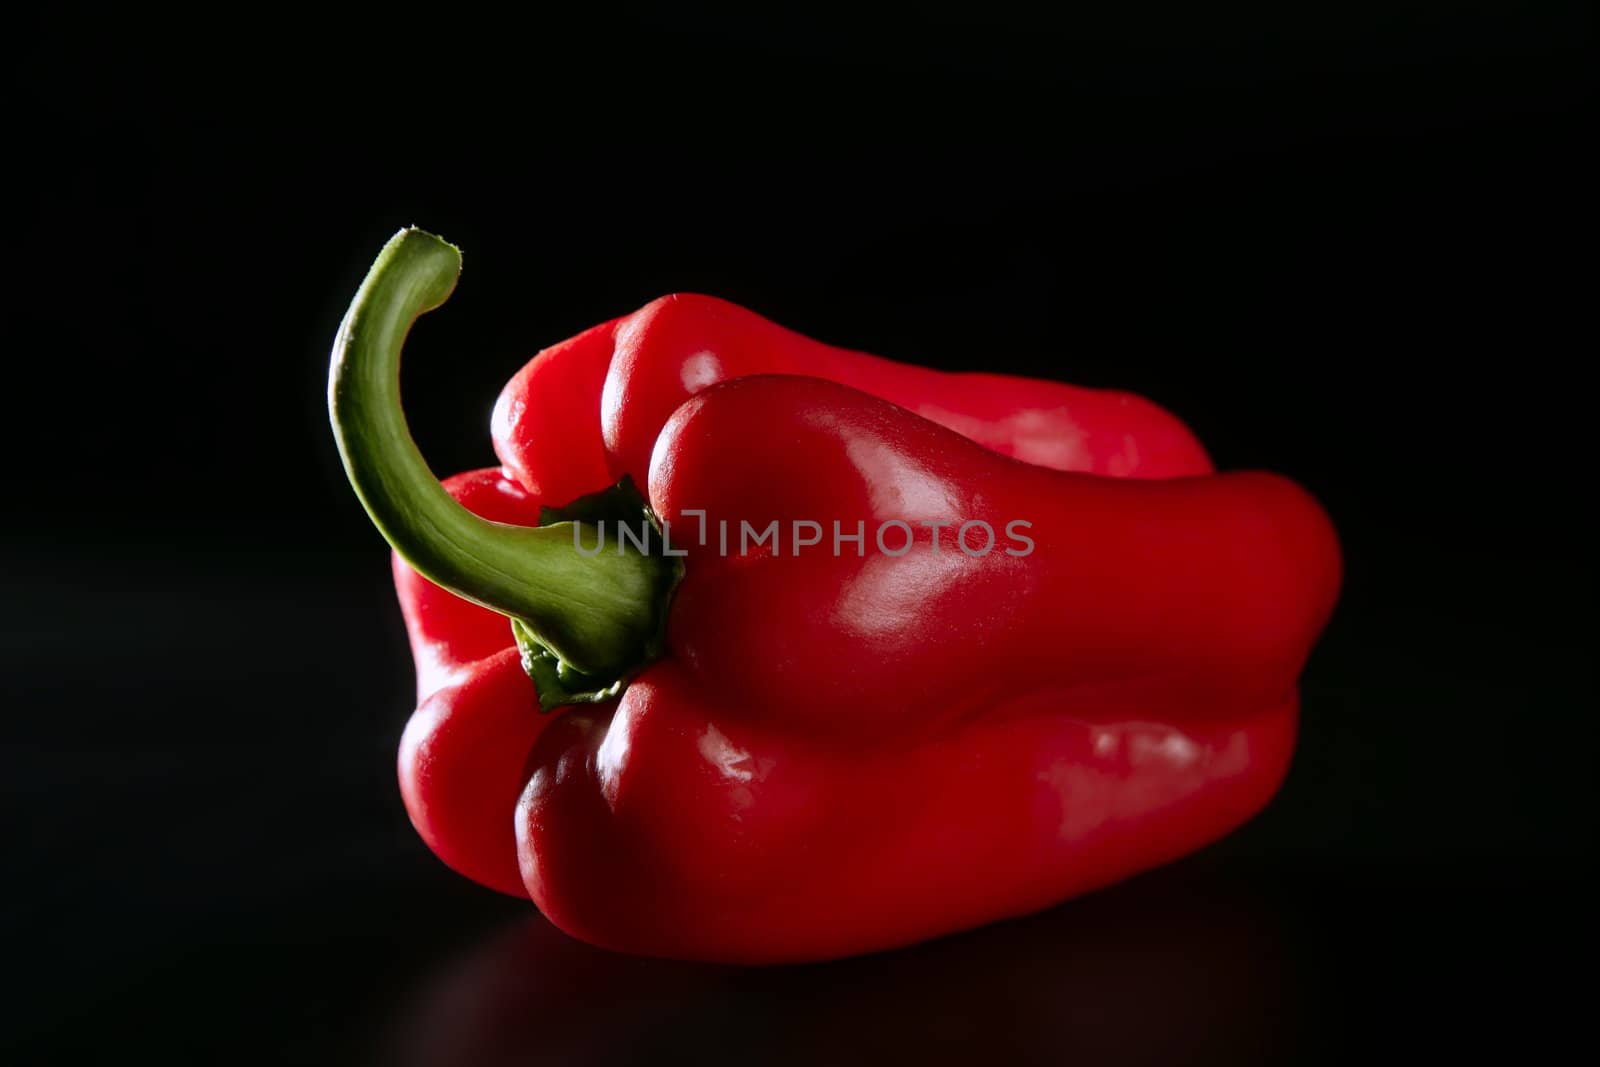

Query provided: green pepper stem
[328,228,672,679]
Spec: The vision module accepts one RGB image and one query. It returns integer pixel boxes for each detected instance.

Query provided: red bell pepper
[329,229,1340,963]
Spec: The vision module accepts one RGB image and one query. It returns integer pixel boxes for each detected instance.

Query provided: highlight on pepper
[328,227,1341,964]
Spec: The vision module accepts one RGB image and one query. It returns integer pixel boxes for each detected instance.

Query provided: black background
[8,5,1592,1064]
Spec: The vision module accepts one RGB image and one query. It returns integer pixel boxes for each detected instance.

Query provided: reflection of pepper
[330,229,1340,963]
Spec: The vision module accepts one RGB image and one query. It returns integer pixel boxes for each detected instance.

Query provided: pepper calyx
[515,476,684,712]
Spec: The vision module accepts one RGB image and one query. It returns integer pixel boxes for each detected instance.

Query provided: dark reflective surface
[375,865,1295,1067]
[370,863,1581,1067]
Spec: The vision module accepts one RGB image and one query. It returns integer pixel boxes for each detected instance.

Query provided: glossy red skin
[497,294,1216,495]
[394,295,1341,962]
